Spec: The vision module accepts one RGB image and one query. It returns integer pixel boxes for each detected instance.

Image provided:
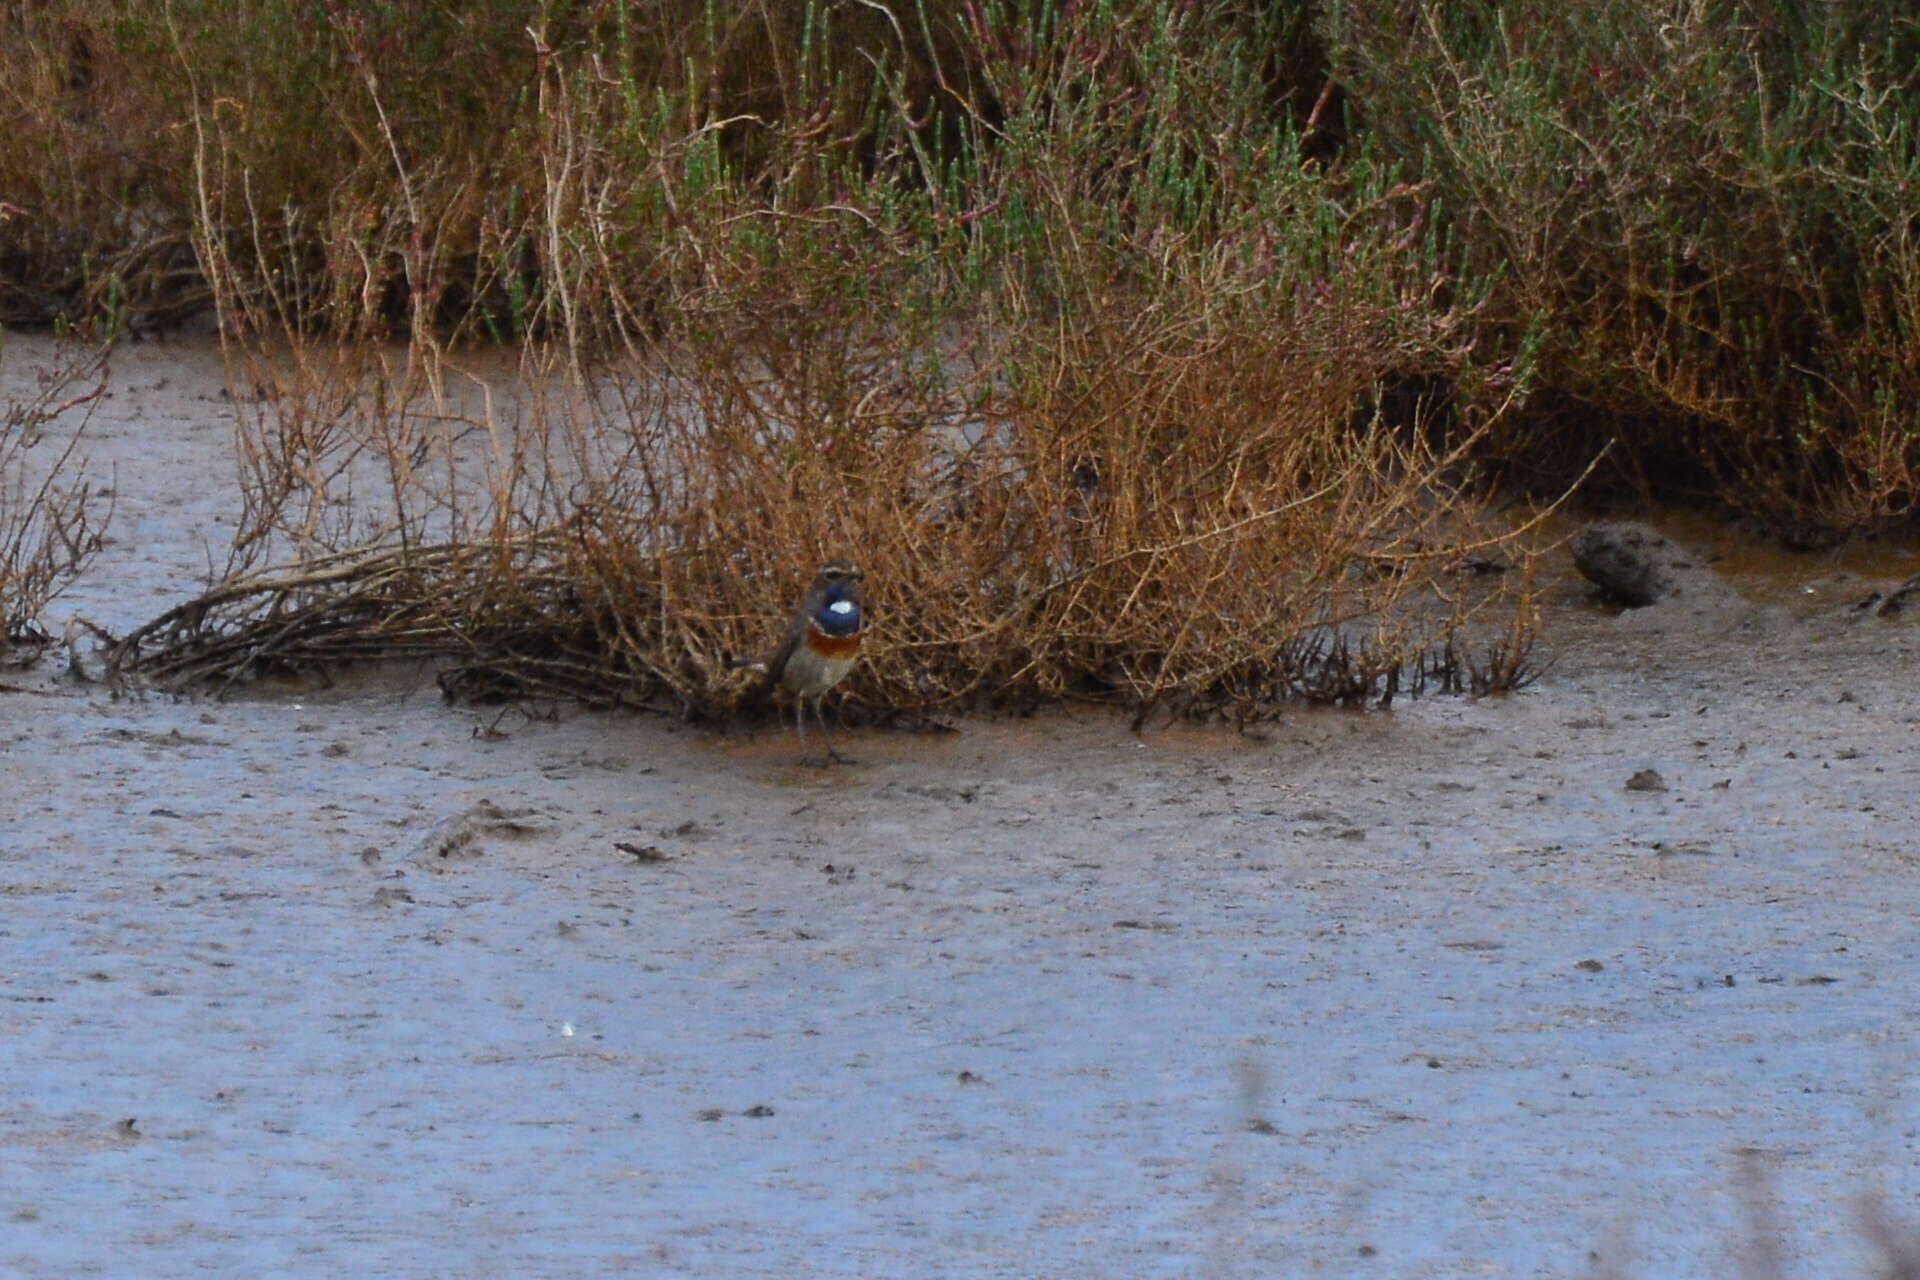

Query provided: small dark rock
[1850,574,1920,616]
[615,842,669,864]
[1625,768,1668,792]
[1874,574,1919,616]
[1571,521,1685,606]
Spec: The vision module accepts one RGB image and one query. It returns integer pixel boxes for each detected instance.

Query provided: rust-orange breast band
[805,626,863,660]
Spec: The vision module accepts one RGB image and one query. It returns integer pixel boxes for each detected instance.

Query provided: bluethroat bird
[734,560,868,764]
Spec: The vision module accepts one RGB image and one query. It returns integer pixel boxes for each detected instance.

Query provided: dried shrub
[1,1,1013,337]
[1,340,109,653]
[1334,1,1920,533]
[7,3,1919,534]
[110,231,1552,720]
[102,3,1556,719]
[108,320,1550,722]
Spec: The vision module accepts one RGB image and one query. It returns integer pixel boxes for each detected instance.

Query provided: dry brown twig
[1,342,111,654]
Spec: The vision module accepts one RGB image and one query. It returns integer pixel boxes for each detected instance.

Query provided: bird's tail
[727,654,781,701]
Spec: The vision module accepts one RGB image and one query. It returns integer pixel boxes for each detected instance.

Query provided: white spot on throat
[827,600,856,615]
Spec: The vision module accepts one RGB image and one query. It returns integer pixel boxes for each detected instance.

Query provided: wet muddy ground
[4,335,1919,1277]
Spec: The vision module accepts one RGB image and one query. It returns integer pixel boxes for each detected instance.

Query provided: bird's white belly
[782,650,855,698]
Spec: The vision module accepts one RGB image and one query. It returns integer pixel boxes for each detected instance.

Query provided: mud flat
[4,335,1919,1277]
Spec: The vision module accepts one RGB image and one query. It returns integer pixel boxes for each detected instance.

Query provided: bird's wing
[748,614,807,700]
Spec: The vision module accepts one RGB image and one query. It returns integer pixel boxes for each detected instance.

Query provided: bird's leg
[817,696,855,765]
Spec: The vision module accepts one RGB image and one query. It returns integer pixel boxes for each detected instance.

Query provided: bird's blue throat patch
[814,588,863,638]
